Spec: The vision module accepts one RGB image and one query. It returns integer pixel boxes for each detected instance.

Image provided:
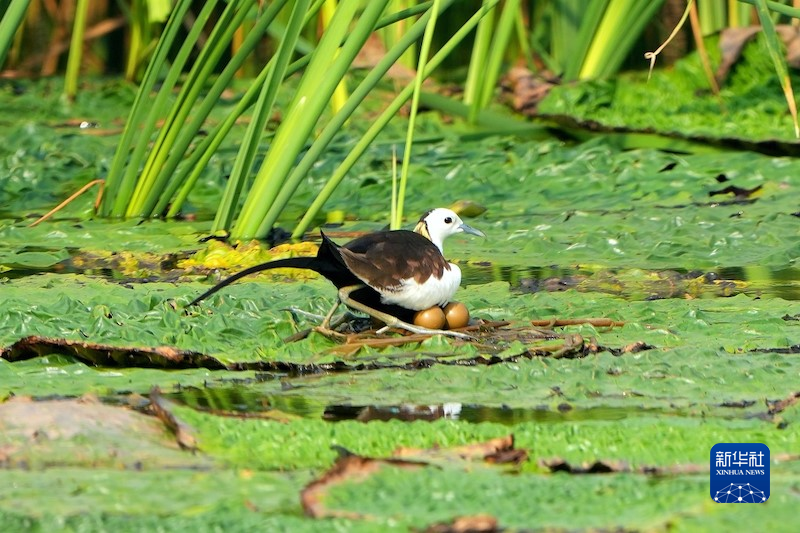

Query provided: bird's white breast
[379,263,462,310]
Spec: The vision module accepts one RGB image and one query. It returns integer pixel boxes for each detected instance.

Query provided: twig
[644,0,693,80]
[688,0,722,98]
[530,318,625,328]
[28,179,104,227]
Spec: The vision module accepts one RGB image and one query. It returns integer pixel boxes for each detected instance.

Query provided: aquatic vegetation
[2,38,800,528]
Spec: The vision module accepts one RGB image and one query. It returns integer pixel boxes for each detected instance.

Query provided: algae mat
[2,79,800,530]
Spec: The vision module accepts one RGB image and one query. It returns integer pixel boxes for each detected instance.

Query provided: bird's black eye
[444,217,453,224]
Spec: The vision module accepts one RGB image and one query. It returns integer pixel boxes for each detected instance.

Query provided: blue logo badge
[710,443,769,503]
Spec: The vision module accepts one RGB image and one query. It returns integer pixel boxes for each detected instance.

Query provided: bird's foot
[283,306,359,328]
[312,325,350,341]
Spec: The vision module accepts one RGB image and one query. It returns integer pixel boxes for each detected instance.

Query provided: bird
[187,208,484,337]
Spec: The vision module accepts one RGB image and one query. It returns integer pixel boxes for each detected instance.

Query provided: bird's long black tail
[187,257,320,307]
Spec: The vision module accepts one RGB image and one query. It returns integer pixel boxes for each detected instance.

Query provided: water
[167,386,668,425]
[6,248,800,300]
[461,264,800,301]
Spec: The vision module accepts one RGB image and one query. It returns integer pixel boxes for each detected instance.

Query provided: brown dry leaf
[774,453,800,463]
[621,341,651,354]
[301,454,423,519]
[2,321,653,374]
[432,434,516,461]
[717,25,800,86]
[319,320,511,353]
[767,391,800,415]
[716,27,761,85]
[392,434,527,466]
[149,387,199,451]
[502,66,557,116]
[484,448,529,466]
[352,33,417,81]
[0,335,227,369]
[530,318,625,328]
[303,436,527,520]
[776,25,800,69]
[320,320,652,364]
[425,514,500,533]
[640,463,710,475]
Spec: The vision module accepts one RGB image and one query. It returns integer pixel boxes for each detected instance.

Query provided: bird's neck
[413,220,445,254]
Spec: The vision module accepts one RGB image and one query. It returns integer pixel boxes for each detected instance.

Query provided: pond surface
[167,384,680,424]
[2,78,799,531]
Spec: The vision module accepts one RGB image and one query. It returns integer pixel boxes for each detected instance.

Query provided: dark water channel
[167,386,668,425]
[461,264,800,301]
[7,252,800,301]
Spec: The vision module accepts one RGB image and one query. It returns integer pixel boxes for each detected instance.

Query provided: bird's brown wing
[339,230,450,291]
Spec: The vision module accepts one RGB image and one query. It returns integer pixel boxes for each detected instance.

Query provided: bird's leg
[337,285,473,340]
[282,302,354,342]
[314,295,378,339]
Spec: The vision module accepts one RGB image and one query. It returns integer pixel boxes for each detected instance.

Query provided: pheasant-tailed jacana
[187,208,484,337]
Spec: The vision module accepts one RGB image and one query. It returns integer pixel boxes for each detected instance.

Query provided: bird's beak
[459,222,485,237]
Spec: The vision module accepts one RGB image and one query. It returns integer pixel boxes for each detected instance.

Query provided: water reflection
[168,386,661,424]
[6,250,800,301]
[323,403,649,424]
[461,264,800,300]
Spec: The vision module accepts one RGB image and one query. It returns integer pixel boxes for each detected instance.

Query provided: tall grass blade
[165,3,328,219]
[727,0,752,27]
[392,0,442,229]
[321,0,350,116]
[689,0,721,96]
[231,0,371,239]
[464,0,496,123]
[247,0,391,239]
[260,1,452,235]
[124,0,147,81]
[213,0,304,231]
[128,0,256,216]
[562,0,609,80]
[0,0,31,69]
[738,0,800,19]
[579,0,665,79]
[754,0,800,137]
[165,54,311,219]
[478,0,519,108]
[698,0,726,35]
[148,0,290,218]
[64,0,88,101]
[549,0,583,71]
[101,0,199,216]
[381,0,417,69]
[293,0,500,238]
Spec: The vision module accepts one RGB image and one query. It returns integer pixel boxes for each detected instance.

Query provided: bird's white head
[414,208,485,253]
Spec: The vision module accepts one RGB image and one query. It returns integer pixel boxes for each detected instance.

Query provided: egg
[413,306,446,330]
[443,301,470,329]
